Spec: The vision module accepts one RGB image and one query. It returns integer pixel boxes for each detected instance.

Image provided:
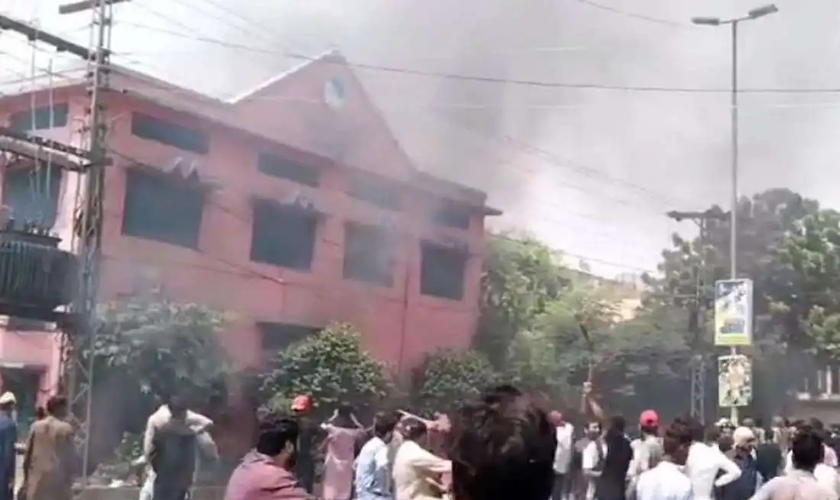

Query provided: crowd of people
[0,382,839,500]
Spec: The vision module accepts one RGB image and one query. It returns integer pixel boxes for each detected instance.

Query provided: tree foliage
[773,207,840,358]
[475,233,567,369]
[86,294,229,472]
[260,323,390,418]
[641,188,827,414]
[410,349,499,415]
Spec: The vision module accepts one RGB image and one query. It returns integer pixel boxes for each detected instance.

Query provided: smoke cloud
[6,0,840,275]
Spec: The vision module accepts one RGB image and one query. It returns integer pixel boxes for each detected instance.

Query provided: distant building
[0,50,500,403]
[565,268,644,321]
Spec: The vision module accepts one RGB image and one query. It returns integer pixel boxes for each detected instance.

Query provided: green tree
[533,283,688,404]
[642,188,821,415]
[773,207,840,358]
[475,233,567,369]
[85,293,229,471]
[410,349,499,415]
[260,323,391,417]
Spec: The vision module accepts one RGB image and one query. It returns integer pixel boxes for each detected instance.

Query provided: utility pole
[57,0,125,485]
[667,208,727,421]
[0,0,123,487]
[692,2,778,425]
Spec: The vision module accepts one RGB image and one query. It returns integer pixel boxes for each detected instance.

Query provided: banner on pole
[714,279,753,346]
[718,354,752,408]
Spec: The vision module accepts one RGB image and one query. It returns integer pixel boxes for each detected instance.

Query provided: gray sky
[2,0,839,277]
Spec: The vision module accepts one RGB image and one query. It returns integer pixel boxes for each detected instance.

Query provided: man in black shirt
[594,416,633,500]
[291,395,315,493]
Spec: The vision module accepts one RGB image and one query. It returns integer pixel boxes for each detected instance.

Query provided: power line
[104,147,658,275]
[575,0,690,28]
[109,20,840,95]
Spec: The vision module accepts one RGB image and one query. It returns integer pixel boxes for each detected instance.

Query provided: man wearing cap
[291,395,315,493]
[630,410,663,479]
[0,392,15,500]
[718,427,761,500]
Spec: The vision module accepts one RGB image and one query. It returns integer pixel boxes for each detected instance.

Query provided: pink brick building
[0,51,498,413]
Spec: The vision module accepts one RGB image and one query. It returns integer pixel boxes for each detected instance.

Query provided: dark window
[258,322,320,352]
[420,243,467,300]
[432,204,471,230]
[250,200,318,271]
[9,103,69,131]
[348,176,401,211]
[257,153,320,187]
[343,221,394,287]
[121,168,205,249]
[130,112,209,154]
[3,167,63,229]
[7,317,49,331]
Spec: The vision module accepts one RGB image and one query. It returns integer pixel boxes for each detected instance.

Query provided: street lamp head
[692,16,721,26]
[748,4,778,19]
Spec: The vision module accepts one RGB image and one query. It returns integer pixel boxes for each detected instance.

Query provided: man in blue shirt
[355,411,400,500]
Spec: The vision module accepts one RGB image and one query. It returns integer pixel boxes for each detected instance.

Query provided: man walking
[22,396,75,500]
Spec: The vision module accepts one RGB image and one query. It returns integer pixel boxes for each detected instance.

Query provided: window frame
[8,103,70,131]
[342,220,396,287]
[120,167,206,249]
[257,321,320,353]
[431,203,472,230]
[420,241,468,301]
[249,198,319,271]
[347,175,402,212]
[257,152,321,187]
[130,112,210,155]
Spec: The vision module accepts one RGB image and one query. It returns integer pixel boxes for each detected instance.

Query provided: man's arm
[747,477,781,500]
[713,449,742,487]
[143,415,157,460]
[185,410,213,433]
[405,444,451,474]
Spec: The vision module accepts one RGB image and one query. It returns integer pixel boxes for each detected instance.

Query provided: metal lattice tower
[667,208,727,422]
[58,0,117,485]
[691,354,707,420]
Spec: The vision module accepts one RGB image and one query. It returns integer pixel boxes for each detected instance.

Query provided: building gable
[230,51,417,181]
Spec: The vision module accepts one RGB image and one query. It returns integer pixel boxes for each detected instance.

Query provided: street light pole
[730,19,738,284]
[692,3,778,425]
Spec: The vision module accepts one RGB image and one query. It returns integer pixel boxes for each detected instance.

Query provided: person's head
[682,417,704,443]
[46,396,68,418]
[0,392,16,414]
[639,409,659,437]
[717,435,734,453]
[790,426,824,472]
[402,418,429,445]
[290,395,312,416]
[585,420,601,438]
[449,387,554,500]
[732,426,756,454]
[373,411,400,443]
[704,426,720,444]
[165,393,188,419]
[334,402,355,428]
[255,412,300,470]
[663,422,693,466]
[608,415,626,436]
[549,411,565,427]
[742,417,755,428]
[809,418,825,431]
